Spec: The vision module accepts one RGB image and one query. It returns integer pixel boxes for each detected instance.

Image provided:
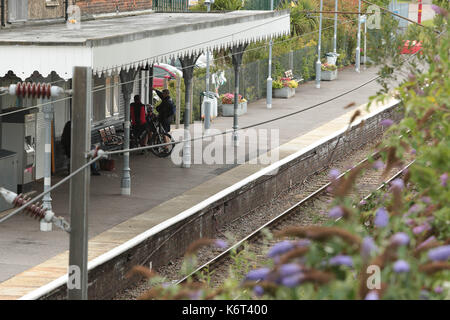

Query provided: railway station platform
[0,66,398,299]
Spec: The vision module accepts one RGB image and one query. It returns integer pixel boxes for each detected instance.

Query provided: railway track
[175,156,415,287]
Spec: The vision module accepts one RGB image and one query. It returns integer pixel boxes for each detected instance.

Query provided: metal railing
[152,0,189,12]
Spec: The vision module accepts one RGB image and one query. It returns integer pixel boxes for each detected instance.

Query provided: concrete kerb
[19,97,401,300]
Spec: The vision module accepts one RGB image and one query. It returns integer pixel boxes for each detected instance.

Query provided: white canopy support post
[231,43,248,147]
[179,54,199,168]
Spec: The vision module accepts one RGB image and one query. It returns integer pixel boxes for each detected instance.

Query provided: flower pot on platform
[273,87,296,99]
[321,69,338,81]
[220,102,247,117]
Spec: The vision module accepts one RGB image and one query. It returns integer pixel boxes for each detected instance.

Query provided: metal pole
[233,62,240,147]
[418,0,422,24]
[68,66,92,300]
[266,0,274,109]
[182,77,192,168]
[364,20,367,70]
[121,87,131,196]
[205,2,211,132]
[41,97,53,232]
[315,0,323,89]
[176,77,181,129]
[333,0,338,54]
[356,0,361,73]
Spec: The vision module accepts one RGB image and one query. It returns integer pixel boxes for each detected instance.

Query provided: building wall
[28,0,65,21]
[75,0,153,15]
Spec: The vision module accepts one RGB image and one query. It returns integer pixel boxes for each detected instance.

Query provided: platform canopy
[0,10,290,80]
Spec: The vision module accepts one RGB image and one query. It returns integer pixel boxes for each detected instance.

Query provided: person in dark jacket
[130,95,150,146]
[61,120,100,176]
[153,88,175,134]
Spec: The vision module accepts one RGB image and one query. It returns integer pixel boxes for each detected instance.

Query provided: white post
[315,0,323,89]
[266,0,274,109]
[41,97,53,232]
[364,20,367,70]
[356,0,361,73]
[333,0,338,54]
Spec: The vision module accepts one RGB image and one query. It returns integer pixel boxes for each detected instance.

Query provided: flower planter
[321,69,338,81]
[220,101,247,117]
[273,87,296,99]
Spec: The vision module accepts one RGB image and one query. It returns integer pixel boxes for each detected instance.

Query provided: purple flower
[214,239,228,249]
[420,290,430,300]
[374,207,389,228]
[440,173,448,187]
[434,286,443,294]
[365,291,379,300]
[410,148,416,155]
[408,204,420,214]
[245,268,271,281]
[416,236,436,250]
[361,236,378,261]
[329,255,353,267]
[281,273,304,288]
[415,87,425,96]
[413,222,431,235]
[407,73,416,82]
[296,239,310,247]
[359,199,367,206]
[380,119,394,127]
[372,160,384,170]
[267,241,294,258]
[428,245,450,262]
[421,196,431,204]
[431,5,448,17]
[253,285,264,296]
[393,260,410,273]
[328,206,344,219]
[391,232,410,246]
[279,263,302,278]
[189,290,203,300]
[390,178,404,191]
[433,55,441,63]
[404,218,415,226]
[329,168,340,180]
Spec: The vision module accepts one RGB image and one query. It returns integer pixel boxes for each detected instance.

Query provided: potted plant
[321,62,338,81]
[273,77,298,99]
[219,93,247,117]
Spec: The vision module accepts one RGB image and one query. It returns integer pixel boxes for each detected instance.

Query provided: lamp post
[266,0,274,109]
[204,0,213,132]
[356,0,361,73]
[333,0,338,54]
[315,0,323,89]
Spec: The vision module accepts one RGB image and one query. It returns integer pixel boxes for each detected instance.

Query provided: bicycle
[145,105,175,158]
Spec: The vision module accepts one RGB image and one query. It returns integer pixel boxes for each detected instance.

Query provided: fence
[171,32,356,123]
[153,0,189,12]
[243,0,284,10]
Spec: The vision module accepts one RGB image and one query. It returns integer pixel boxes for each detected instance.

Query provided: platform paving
[0,65,390,298]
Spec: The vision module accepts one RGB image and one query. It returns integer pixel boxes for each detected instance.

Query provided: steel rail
[176,156,415,284]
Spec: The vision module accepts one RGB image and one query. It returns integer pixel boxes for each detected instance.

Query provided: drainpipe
[65,0,69,21]
[1,0,5,27]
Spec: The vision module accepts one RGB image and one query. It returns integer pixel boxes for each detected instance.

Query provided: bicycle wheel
[150,132,174,158]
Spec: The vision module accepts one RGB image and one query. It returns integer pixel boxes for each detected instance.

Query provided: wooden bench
[284,70,304,84]
[97,125,124,152]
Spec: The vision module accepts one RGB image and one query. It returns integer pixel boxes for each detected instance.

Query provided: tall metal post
[68,66,92,300]
[418,0,422,24]
[41,97,54,231]
[364,19,367,70]
[180,55,198,168]
[119,69,136,196]
[356,0,362,73]
[333,0,338,54]
[266,0,274,109]
[205,1,212,132]
[231,44,246,147]
[315,0,323,89]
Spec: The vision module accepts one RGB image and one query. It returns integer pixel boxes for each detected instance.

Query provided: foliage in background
[133,3,449,300]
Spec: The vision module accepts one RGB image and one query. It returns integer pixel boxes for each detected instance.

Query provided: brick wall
[74,0,153,15]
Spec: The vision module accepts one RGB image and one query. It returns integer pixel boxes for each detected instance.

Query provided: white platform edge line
[19,98,400,300]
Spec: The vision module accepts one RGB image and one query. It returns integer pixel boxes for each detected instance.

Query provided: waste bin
[0,149,18,212]
[325,52,339,65]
